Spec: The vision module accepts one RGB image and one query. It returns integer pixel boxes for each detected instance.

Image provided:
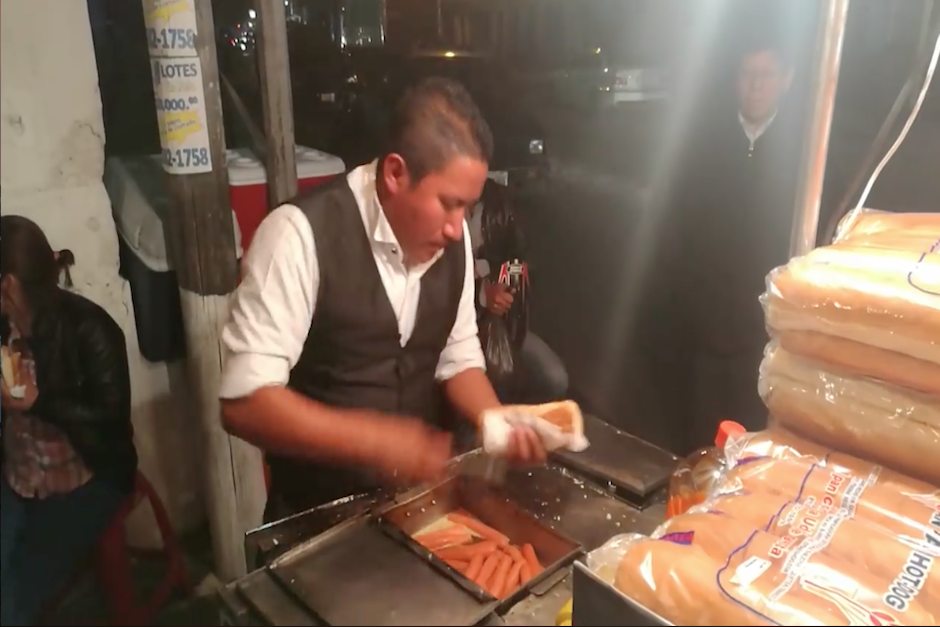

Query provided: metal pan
[377,475,583,611]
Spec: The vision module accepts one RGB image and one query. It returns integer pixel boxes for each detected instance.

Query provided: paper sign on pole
[142,0,213,174]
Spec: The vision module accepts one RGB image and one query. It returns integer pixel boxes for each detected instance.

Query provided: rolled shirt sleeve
[219,205,319,400]
[435,221,487,381]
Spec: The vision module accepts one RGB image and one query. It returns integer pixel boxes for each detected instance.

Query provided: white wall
[1,0,204,548]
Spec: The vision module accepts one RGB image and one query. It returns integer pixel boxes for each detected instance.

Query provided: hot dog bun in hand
[481,400,589,456]
[1,345,26,399]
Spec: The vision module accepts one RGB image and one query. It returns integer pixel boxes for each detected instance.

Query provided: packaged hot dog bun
[652,511,940,624]
[775,329,940,396]
[760,345,940,485]
[0,345,25,399]
[587,534,772,625]
[481,400,588,455]
[702,490,940,604]
[833,209,940,247]
[724,428,940,506]
[763,242,940,366]
[720,455,940,548]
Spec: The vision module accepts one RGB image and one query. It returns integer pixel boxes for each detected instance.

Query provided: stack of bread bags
[580,210,940,626]
[760,209,940,485]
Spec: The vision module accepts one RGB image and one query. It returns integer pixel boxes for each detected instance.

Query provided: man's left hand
[503,424,547,466]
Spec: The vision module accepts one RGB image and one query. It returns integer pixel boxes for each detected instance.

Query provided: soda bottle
[665,420,746,519]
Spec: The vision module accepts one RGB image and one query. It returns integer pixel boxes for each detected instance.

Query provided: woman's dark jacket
[3,290,138,494]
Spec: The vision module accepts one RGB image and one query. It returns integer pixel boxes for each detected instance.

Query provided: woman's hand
[484,281,515,316]
[503,425,548,467]
[0,361,37,412]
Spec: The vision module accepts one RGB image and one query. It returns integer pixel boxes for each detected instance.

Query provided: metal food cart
[218,0,852,624]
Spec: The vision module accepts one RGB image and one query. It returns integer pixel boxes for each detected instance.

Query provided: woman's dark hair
[0,215,76,308]
[481,179,525,267]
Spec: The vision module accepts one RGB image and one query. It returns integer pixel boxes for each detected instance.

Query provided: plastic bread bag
[593,532,774,626]
[723,427,940,507]
[762,240,940,368]
[833,208,940,247]
[718,451,940,552]
[771,329,940,396]
[480,400,589,456]
[652,509,940,625]
[759,344,940,486]
[691,488,940,603]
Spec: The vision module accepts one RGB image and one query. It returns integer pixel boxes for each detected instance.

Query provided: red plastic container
[227,146,345,251]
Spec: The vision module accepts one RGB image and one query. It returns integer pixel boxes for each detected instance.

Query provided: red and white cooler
[226,146,346,251]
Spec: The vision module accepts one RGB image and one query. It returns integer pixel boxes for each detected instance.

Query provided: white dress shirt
[738,110,778,151]
[219,160,485,400]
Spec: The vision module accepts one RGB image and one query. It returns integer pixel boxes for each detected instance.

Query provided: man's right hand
[360,412,453,486]
[484,281,514,316]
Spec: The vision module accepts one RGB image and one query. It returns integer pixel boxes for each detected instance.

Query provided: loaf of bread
[760,346,940,485]
[764,243,940,366]
[775,329,940,395]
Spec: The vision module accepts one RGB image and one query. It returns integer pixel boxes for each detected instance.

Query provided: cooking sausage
[503,560,523,598]
[465,553,485,581]
[475,551,502,590]
[447,512,510,545]
[489,553,513,597]
[654,511,940,624]
[519,563,533,585]
[435,540,497,562]
[521,543,542,576]
[415,527,473,551]
[705,490,940,605]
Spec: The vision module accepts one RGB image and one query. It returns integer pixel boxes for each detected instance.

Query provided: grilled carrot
[435,540,497,562]
[521,543,543,575]
[488,553,513,597]
[475,551,502,590]
[465,553,485,581]
[447,512,510,545]
[415,527,471,548]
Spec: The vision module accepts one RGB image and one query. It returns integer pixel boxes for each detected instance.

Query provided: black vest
[267,176,466,512]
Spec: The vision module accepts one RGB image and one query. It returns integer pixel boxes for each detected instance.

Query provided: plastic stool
[94,472,191,626]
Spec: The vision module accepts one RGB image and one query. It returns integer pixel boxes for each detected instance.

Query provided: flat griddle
[551,414,679,507]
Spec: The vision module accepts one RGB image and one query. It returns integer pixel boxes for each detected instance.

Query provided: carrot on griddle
[465,553,485,581]
[521,543,543,575]
[488,553,513,597]
[447,512,510,545]
[503,560,523,597]
[475,551,502,589]
[435,540,497,562]
[519,563,533,585]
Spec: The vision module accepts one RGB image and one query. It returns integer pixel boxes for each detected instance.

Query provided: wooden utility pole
[255,0,298,209]
[142,0,266,582]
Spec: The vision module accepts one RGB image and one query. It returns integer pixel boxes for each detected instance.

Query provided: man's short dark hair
[739,27,793,69]
[385,77,494,181]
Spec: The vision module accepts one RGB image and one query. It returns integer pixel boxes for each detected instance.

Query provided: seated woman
[0,216,137,626]
[469,179,569,404]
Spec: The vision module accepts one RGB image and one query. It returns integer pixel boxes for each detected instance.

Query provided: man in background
[673,30,802,452]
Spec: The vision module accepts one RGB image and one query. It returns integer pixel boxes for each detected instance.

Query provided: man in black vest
[219,78,547,520]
